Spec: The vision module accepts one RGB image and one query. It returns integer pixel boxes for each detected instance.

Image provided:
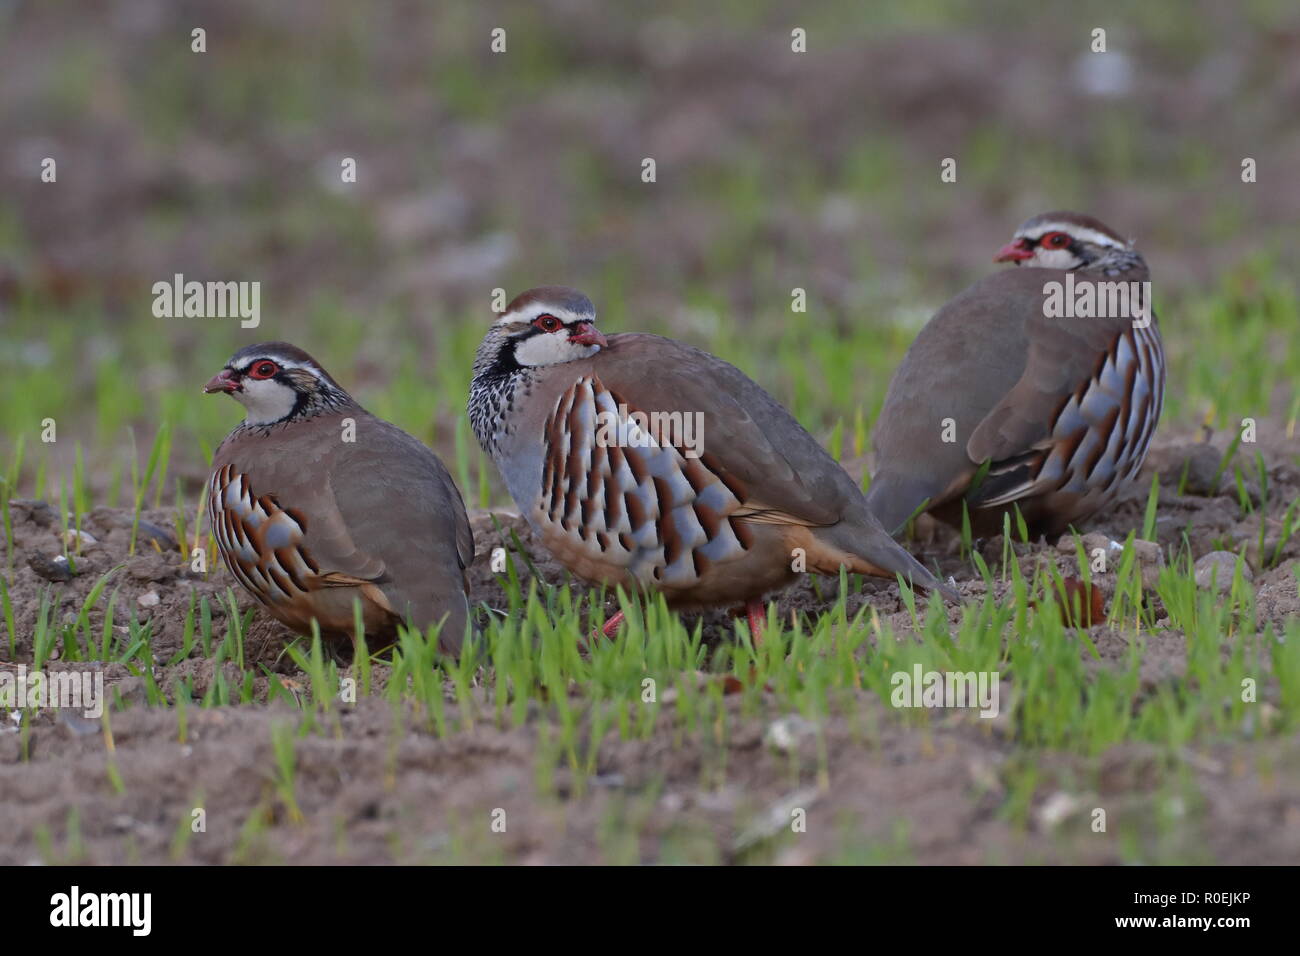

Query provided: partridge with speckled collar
[469,287,957,641]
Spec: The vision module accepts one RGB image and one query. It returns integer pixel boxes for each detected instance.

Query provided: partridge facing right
[469,286,956,640]
[866,211,1165,539]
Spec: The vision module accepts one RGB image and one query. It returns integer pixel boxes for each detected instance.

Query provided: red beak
[569,322,608,348]
[203,369,241,394]
[995,238,1034,263]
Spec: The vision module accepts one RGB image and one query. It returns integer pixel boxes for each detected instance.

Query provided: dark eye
[1042,232,1071,248]
[248,360,279,380]
[532,314,562,333]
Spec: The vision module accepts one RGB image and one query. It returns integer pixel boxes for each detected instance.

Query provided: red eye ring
[532,314,562,333]
[248,360,279,380]
[1040,231,1071,248]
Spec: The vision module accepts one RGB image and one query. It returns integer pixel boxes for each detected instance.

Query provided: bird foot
[582,609,625,650]
[601,609,626,637]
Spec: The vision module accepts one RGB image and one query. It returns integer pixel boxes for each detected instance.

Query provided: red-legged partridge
[469,287,956,638]
[206,343,474,653]
[866,211,1165,538]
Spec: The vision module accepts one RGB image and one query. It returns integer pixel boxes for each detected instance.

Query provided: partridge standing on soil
[205,343,474,652]
[469,287,957,640]
[866,211,1165,539]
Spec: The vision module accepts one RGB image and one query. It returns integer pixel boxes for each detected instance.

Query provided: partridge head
[205,342,474,653]
[866,211,1165,539]
[993,210,1140,273]
[469,287,956,639]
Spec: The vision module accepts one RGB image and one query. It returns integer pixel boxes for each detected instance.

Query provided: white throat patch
[233,377,299,425]
[1030,247,1084,269]
[513,332,602,367]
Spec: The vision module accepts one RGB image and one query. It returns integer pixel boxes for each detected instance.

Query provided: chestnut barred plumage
[469,287,957,641]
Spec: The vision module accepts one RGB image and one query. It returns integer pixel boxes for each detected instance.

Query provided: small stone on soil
[28,552,75,582]
[764,714,817,753]
[1194,551,1251,592]
[1056,531,1114,556]
[63,529,97,549]
[1034,791,1085,831]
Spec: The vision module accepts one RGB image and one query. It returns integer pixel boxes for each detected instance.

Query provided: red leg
[745,600,765,646]
[583,609,625,650]
[600,610,625,638]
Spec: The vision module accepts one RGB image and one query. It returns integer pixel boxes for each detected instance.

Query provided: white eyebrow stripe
[231,357,309,372]
[1019,223,1125,248]
[493,304,590,326]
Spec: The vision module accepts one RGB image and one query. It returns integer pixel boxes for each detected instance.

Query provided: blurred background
[1,0,1297,510]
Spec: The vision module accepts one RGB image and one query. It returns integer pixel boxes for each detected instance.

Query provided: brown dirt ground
[1,427,1298,864]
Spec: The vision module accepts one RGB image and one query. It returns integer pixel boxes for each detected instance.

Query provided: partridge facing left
[866,211,1165,539]
[469,287,956,639]
[205,342,474,653]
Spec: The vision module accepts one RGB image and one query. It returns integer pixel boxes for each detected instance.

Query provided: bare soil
[1,428,1297,864]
